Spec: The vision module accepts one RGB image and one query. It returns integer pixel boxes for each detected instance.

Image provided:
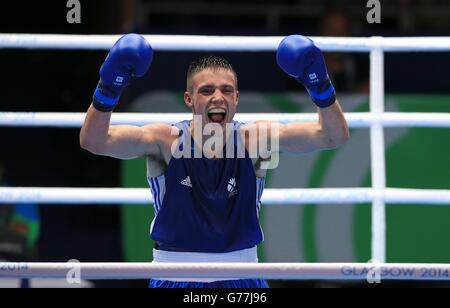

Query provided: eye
[222,86,235,94]
[200,87,214,95]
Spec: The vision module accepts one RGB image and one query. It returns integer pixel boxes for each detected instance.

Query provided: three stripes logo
[181,176,192,188]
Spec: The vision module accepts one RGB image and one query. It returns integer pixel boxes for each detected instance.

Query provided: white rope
[1,112,450,128]
[1,34,450,52]
[1,262,450,280]
[0,187,449,205]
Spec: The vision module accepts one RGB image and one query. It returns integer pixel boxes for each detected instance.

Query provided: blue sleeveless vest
[147,120,264,253]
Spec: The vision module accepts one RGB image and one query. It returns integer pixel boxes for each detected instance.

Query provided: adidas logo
[181,176,192,188]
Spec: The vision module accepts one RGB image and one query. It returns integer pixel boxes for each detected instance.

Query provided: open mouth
[207,108,227,124]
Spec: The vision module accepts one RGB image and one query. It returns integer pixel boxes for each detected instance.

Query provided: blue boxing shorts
[149,278,268,288]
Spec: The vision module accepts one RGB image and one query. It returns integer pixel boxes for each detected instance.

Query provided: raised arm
[277,35,350,153]
[80,34,167,160]
[80,105,170,160]
[275,35,349,155]
[243,35,349,158]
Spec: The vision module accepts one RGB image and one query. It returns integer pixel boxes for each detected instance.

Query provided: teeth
[208,108,226,114]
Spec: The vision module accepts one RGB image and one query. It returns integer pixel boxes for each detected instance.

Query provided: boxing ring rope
[1,34,450,52]
[0,187,450,205]
[1,112,450,128]
[2,262,450,281]
[1,34,450,278]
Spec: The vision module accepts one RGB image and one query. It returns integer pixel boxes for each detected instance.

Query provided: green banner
[122,93,450,263]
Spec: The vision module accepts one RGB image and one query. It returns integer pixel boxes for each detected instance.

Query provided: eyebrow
[198,84,235,91]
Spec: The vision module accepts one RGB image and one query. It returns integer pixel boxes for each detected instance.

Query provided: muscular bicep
[100,124,169,160]
[241,121,336,158]
[242,102,348,157]
[278,121,337,154]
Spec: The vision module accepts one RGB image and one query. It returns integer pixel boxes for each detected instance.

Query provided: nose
[211,88,225,103]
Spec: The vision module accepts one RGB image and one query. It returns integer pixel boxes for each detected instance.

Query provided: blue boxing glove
[93,33,153,112]
[277,35,336,108]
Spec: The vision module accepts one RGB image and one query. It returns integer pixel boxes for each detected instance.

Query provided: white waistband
[153,246,258,263]
[152,247,258,282]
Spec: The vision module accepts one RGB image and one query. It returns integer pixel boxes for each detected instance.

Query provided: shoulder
[141,123,178,138]
[141,123,181,155]
[237,120,278,149]
[238,121,280,138]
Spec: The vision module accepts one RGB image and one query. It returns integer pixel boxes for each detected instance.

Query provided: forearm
[79,104,112,152]
[318,99,350,147]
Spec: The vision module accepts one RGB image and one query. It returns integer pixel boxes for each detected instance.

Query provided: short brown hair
[186,55,238,93]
